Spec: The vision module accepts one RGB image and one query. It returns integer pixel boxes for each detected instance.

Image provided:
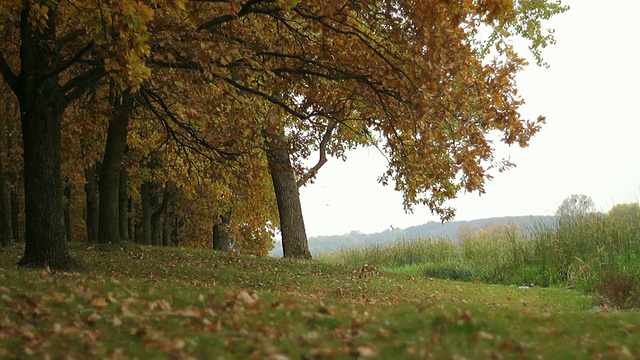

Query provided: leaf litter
[1,245,639,359]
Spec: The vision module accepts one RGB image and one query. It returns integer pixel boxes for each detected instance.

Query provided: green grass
[2,242,640,359]
[318,214,640,309]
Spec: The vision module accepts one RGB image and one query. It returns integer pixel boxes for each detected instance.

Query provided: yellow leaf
[91,297,109,308]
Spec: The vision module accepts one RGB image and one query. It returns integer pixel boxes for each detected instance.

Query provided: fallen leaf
[241,290,259,305]
[91,297,109,308]
[267,355,289,360]
[356,344,378,358]
[161,338,185,352]
[476,331,494,340]
[86,311,102,325]
[174,307,204,318]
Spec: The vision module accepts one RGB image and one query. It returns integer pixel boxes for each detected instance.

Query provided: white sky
[299,0,640,237]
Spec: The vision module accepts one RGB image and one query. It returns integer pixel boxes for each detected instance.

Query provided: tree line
[0,0,567,270]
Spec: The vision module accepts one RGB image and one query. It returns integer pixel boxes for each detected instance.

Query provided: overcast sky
[299,0,640,237]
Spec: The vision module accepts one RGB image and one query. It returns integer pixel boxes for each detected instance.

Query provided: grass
[318,213,640,309]
[2,241,640,359]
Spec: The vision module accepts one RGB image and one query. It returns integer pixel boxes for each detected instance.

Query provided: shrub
[594,268,640,310]
[422,263,474,282]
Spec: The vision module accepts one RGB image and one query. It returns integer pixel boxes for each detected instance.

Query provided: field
[1,239,640,359]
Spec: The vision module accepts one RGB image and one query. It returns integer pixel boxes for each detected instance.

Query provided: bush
[422,263,474,282]
[594,268,640,310]
[321,206,640,309]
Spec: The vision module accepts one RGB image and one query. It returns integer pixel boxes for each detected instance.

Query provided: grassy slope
[1,244,639,359]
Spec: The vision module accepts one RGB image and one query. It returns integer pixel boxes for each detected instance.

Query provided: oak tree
[179,0,567,257]
[0,0,184,269]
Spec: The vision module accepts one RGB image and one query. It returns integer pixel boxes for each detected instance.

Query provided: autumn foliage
[0,0,567,265]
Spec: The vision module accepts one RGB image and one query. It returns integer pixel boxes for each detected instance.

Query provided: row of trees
[0,0,567,270]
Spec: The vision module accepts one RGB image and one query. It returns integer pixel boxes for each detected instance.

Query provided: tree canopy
[556,194,596,220]
[0,0,568,266]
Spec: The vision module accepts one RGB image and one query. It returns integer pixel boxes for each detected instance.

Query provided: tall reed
[319,211,640,307]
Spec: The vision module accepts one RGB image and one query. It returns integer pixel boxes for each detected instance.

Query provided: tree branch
[0,51,19,94]
[148,58,202,71]
[152,181,174,221]
[140,86,243,160]
[220,76,309,120]
[297,121,337,188]
[56,29,81,53]
[61,66,107,105]
[197,0,279,31]
[44,40,95,81]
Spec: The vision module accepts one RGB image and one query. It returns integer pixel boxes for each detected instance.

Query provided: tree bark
[127,196,133,242]
[162,207,171,246]
[0,152,10,247]
[264,130,311,259]
[151,181,172,246]
[10,186,19,243]
[84,164,99,243]
[171,216,182,247]
[119,167,129,242]
[13,8,82,270]
[98,91,133,244]
[6,104,20,244]
[134,221,141,245]
[212,210,232,251]
[63,182,71,242]
[141,181,152,245]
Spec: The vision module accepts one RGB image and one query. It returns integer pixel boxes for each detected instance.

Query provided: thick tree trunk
[84,164,99,243]
[264,130,311,259]
[212,210,232,251]
[98,92,133,244]
[141,181,152,245]
[18,107,80,269]
[119,167,129,242]
[14,8,82,270]
[6,110,20,244]
[0,153,10,247]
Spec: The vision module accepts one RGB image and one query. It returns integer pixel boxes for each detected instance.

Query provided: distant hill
[271,215,556,257]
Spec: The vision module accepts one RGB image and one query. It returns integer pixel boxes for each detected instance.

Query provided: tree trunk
[150,184,160,246]
[6,106,20,244]
[264,130,311,259]
[10,186,19,243]
[18,106,80,269]
[162,207,171,246]
[172,221,178,247]
[14,8,82,270]
[212,210,232,251]
[84,164,99,243]
[171,216,182,247]
[119,167,129,242]
[98,91,133,244]
[63,182,71,242]
[151,181,172,246]
[134,221,141,245]
[127,196,133,242]
[141,181,152,245]
[0,152,10,247]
